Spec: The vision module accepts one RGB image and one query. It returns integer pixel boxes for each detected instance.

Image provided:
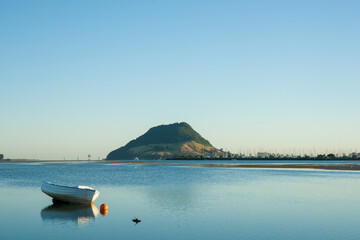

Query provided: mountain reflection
[41,203,99,226]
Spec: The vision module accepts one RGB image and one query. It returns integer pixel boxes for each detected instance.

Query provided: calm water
[1,161,360,240]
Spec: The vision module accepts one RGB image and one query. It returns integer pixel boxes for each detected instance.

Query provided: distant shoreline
[0,159,40,162]
[166,157,360,161]
[3,158,360,162]
[1,159,360,171]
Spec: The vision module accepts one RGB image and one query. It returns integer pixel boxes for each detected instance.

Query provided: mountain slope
[106,122,219,160]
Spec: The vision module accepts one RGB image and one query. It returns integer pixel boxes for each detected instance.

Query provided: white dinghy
[41,181,100,204]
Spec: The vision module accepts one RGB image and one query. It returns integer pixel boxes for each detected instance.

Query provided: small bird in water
[132,217,141,224]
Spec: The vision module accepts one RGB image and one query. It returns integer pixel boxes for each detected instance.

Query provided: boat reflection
[41,203,99,226]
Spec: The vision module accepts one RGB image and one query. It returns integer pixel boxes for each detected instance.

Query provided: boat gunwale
[42,181,99,193]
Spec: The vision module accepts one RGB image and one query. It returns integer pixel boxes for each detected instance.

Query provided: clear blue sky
[1,0,359,159]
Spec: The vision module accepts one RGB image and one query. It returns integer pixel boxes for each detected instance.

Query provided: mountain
[106,122,220,160]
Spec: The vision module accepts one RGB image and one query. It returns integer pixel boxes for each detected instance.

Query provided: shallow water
[1,161,360,240]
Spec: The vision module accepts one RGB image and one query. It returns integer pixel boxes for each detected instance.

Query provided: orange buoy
[101,208,108,215]
[100,204,108,215]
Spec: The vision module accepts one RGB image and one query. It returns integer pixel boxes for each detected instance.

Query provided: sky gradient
[1,0,360,159]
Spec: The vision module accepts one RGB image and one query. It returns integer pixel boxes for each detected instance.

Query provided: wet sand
[189,163,360,171]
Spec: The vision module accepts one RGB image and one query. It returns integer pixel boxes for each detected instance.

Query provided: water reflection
[41,203,99,226]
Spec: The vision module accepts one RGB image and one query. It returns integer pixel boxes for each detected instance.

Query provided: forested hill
[106,122,220,160]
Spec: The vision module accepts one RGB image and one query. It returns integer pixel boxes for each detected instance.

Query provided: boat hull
[41,181,100,204]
